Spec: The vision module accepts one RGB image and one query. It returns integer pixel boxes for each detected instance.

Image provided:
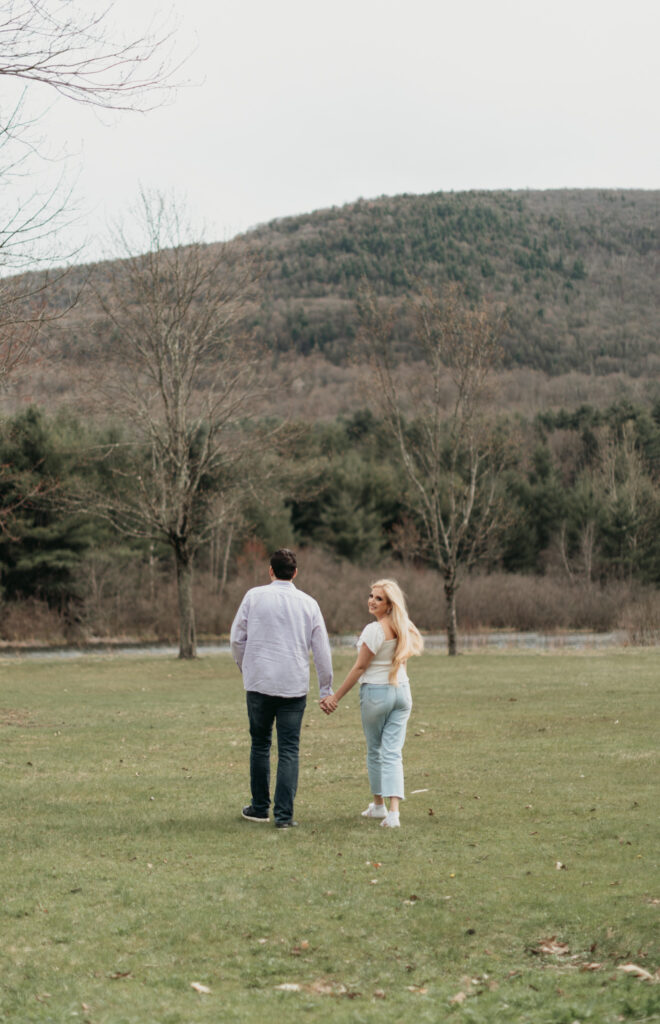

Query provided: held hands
[320,694,338,715]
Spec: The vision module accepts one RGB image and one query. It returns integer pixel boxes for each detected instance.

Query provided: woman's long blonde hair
[372,578,424,684]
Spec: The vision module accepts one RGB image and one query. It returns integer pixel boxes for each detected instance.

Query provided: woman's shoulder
[358,620,386,651]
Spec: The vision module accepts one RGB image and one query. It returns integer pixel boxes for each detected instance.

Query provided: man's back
[230,579,333,698]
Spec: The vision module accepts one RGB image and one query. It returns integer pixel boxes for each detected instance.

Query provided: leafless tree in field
[358,283,512,655]
[87,190,266,659]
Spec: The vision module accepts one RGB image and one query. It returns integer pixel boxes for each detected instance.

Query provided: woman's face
[368,586,390,619]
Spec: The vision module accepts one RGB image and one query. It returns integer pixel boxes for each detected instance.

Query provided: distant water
[0,630,634,660]
[452,630,631,651]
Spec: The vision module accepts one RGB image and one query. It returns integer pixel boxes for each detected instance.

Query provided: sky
[10,0,660,266]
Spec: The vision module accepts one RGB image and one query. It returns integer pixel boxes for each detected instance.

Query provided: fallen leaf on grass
[190,982,211,994]
[309,980,348,996]
[275,980,356,997]
[618,964,656,982]
[555,861,567,870]
[374,989,386,999]
[109,971,132,980]
[449,991,467,1005]
[411,788,429,794]
[534,938,571,956]
[34,994,51,1002]
[310,982,334,995]
[580,962,603,972]
[406,985,428,994]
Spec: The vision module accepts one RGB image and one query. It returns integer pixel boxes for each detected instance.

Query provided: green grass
[0,649,658,1024]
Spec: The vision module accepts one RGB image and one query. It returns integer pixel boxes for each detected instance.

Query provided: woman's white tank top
[357,620,409,685]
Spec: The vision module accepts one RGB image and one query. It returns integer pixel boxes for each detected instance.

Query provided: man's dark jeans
[246,691,307,824]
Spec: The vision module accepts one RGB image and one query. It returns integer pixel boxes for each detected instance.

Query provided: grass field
[0,649,658,1024]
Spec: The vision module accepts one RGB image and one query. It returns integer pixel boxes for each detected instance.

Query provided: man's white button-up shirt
[230,580,334,698]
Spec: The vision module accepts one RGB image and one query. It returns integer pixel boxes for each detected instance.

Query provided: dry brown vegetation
[2,545,659,649]
[6,353,660,424]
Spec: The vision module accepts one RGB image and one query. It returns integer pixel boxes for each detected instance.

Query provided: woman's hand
[320,643,374,716]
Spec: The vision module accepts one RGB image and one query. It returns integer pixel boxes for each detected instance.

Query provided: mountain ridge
[8,188,660,413]
[242,188,658,374]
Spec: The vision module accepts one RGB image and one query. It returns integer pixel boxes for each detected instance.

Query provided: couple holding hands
[230,549,424,830]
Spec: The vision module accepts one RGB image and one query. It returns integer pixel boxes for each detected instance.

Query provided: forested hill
[244,188,658,375]
[17,189,659,396]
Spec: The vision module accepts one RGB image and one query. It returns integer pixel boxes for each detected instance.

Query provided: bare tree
[87,190,265,658]
[0,0,180,382]
[358,283,511,655]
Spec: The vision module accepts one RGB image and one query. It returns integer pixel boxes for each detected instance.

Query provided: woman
[320,579,423,828]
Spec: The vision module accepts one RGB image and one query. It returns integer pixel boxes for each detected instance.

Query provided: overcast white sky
[14,0,660,264]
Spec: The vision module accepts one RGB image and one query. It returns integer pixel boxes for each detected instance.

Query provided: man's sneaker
[361,802,387,819]
[275,820,299,829]
[242,805,269,822]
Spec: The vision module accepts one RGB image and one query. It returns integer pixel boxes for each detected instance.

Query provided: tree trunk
[444,576,458,656]
[174,540,197,659]
[218,522,234,597]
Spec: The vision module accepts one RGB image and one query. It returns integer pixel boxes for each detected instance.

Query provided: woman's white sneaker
[380,811,400,828]
[361,802,387,819]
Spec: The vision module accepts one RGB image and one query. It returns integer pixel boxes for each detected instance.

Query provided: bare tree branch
[0,264,83,387]
[358,281,513,654]
[0,0,180,113]
[0,0,184,383]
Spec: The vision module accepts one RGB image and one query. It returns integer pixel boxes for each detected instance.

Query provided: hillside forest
[1,189,659,650]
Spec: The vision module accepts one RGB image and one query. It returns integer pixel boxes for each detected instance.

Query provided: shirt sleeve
[358,621,384,655]
[310,604,334,697]
[229,594,249,670]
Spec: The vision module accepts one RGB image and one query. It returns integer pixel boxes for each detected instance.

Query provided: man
[230,548,333,829]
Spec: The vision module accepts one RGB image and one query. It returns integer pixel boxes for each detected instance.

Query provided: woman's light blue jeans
[359,682,412,799]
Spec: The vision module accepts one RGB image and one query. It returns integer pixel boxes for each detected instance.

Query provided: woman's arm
[320,643,375,714]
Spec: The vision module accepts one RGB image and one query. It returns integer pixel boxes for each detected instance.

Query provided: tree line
[2,394,659,638]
